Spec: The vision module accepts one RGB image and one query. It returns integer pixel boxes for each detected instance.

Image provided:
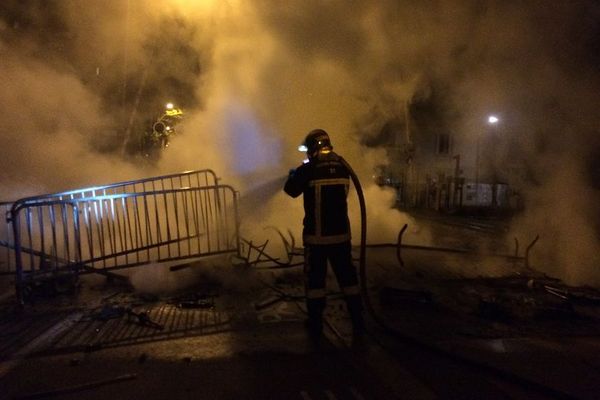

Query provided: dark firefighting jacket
[284,151,351,245]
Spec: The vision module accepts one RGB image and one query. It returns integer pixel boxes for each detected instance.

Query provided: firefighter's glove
[288,169,296,178]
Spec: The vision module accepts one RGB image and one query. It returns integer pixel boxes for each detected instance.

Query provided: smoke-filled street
[1,1,600,399]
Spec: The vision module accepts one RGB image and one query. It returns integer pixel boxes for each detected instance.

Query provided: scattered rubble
[81,303,164,330]
[170,292,216,309]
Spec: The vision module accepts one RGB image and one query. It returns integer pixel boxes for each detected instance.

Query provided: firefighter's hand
[288,168,296,178]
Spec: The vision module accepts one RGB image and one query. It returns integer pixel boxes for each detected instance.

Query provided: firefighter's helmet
[299,129,333,156]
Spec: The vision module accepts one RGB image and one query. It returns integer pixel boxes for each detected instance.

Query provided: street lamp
[475,115,500,206]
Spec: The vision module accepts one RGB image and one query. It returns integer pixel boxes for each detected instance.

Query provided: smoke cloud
[1,1,599,285]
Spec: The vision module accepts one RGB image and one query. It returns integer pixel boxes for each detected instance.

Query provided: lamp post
[475,115,499,206]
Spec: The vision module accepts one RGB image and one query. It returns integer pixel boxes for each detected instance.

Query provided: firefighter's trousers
[304,241,364,335]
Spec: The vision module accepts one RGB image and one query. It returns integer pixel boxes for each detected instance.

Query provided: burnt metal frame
[237,224,539,275]
[392,224,540,272]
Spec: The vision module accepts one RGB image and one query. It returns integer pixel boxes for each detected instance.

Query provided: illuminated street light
[488,115,499,124]
[476,114,501,206]
[166,103,174,110]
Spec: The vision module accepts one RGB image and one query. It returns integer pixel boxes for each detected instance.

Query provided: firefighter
[284,129,365,343]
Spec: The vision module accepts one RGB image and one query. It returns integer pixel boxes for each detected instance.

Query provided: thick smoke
[0,39,140,199]
[1,1,599,286]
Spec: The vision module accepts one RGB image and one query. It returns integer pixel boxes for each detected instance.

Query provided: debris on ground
[80,303,164,330]
[377,273,600,339]
[126,309,164,330]
[170,292,217,309]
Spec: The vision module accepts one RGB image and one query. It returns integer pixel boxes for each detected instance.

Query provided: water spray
[238,174,288,213]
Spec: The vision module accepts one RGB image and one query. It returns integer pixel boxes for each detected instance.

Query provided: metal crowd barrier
[8,169,219,204]
[1,202,13,274]
[1,170,240,304]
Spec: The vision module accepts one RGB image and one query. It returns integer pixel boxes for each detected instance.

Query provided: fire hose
[339,157,386,329]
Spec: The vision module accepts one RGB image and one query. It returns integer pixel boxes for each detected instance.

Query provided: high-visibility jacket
[284,151,351,245]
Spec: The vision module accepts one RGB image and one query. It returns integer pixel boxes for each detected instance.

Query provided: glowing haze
[0,1,598,285]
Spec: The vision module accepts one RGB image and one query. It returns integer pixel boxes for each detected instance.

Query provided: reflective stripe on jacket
[284,151,351,245]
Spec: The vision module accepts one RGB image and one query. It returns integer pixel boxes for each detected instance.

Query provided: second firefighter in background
[284,129,365,342]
